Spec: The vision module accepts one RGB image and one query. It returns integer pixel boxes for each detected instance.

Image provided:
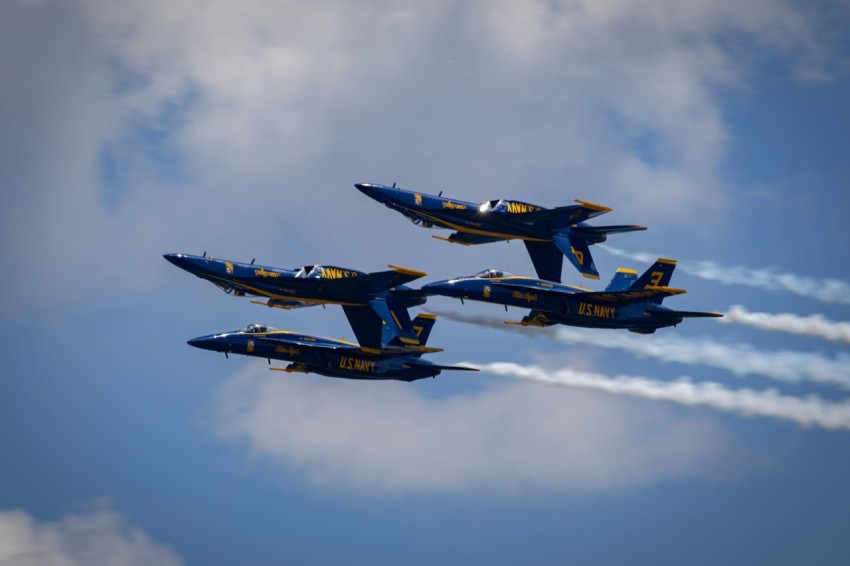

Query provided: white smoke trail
[430,309,850,389]
[720,305,850,344]
[599,245,850,305]
[468,361,850,431]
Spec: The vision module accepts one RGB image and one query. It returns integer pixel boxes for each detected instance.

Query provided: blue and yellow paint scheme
[164,253,428,349]
[419,259,722,334]
[355,182,646,282]
[187,315,477,381]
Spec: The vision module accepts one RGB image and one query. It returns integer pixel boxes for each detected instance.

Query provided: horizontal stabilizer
[250,299,318,310]
[571,224,647,237]
[359,344,444,355]
[646,308,723,319]
[403,359,480,372]
[433,232,505,246]
[269,363,311,373]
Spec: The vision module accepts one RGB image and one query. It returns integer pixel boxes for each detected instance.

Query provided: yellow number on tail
[648,271,663,286]
[571,246,584,265]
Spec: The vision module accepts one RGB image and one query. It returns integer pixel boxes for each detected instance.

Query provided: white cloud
[0,500,182,566]
[1,0,845,309]
[212,364,733,492]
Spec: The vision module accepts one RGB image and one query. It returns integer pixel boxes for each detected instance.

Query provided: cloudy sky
[2,0,849,563]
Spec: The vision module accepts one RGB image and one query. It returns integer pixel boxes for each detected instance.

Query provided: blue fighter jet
[164,253,427,348]
[419,258,721,334]
[355,182,646,282]
[187,314,478,381]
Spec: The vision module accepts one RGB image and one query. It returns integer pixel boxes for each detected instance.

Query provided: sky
[1,0,850,564]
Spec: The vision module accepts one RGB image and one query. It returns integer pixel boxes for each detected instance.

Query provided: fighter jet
[187,314,478,381]
[355,182,645,282]
[419,258,721,334]
[164,253,427,348]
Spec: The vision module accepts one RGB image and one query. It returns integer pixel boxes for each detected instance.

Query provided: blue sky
[1,0,849,564]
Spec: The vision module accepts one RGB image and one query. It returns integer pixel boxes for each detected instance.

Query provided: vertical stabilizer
[631,258,677,303]
[605,268,638,291]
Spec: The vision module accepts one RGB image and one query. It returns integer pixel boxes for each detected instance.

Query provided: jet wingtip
[574,199,613,213]
[387,264,428,277]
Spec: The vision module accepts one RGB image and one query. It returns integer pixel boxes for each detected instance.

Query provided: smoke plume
[469,362,850,431]
[720,305,850,344]
[600,245,850,305]
[430,309,850,389]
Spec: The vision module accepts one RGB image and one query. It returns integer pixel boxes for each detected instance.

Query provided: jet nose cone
[163,253,186,267]
[164,253,212,276]
[354,183,375,195]
[354,182,394,202]
[164,253,202,273]
[187,335,220,351]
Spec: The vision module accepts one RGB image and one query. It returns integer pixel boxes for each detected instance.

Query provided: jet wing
[432,232,506,246]
[493,281,686,306]
[504,200,612,229]
[585,286,687,303]
[314,265,427,294]
[253,335,349,350]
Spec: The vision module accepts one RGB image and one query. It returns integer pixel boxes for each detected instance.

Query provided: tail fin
[369,298,419,345]
[552,234,600,280]
[387,313,437,347]
[605,268,638,291]
[411,313,437,345]
[631,258,677,303]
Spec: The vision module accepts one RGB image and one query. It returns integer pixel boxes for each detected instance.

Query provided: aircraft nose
[354,183,393,202]
[354,183,375,196]
[187,335,221,351]
[164,253,213,277]
[163,253,202,273]
[163,253,187,267]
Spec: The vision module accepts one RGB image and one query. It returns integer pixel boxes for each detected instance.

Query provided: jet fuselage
[188,325,444,381]
[422,273,686,332]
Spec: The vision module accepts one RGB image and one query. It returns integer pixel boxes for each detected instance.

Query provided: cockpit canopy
[478,199,543,214]
[295,265,363,279]
[478,199,501,213]
[240,324,276,334]
[473,269,513,279]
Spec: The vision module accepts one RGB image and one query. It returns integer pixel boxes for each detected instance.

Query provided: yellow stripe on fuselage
[414,210,550,242]
[207,275,366,306]
[251,330,360,347]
